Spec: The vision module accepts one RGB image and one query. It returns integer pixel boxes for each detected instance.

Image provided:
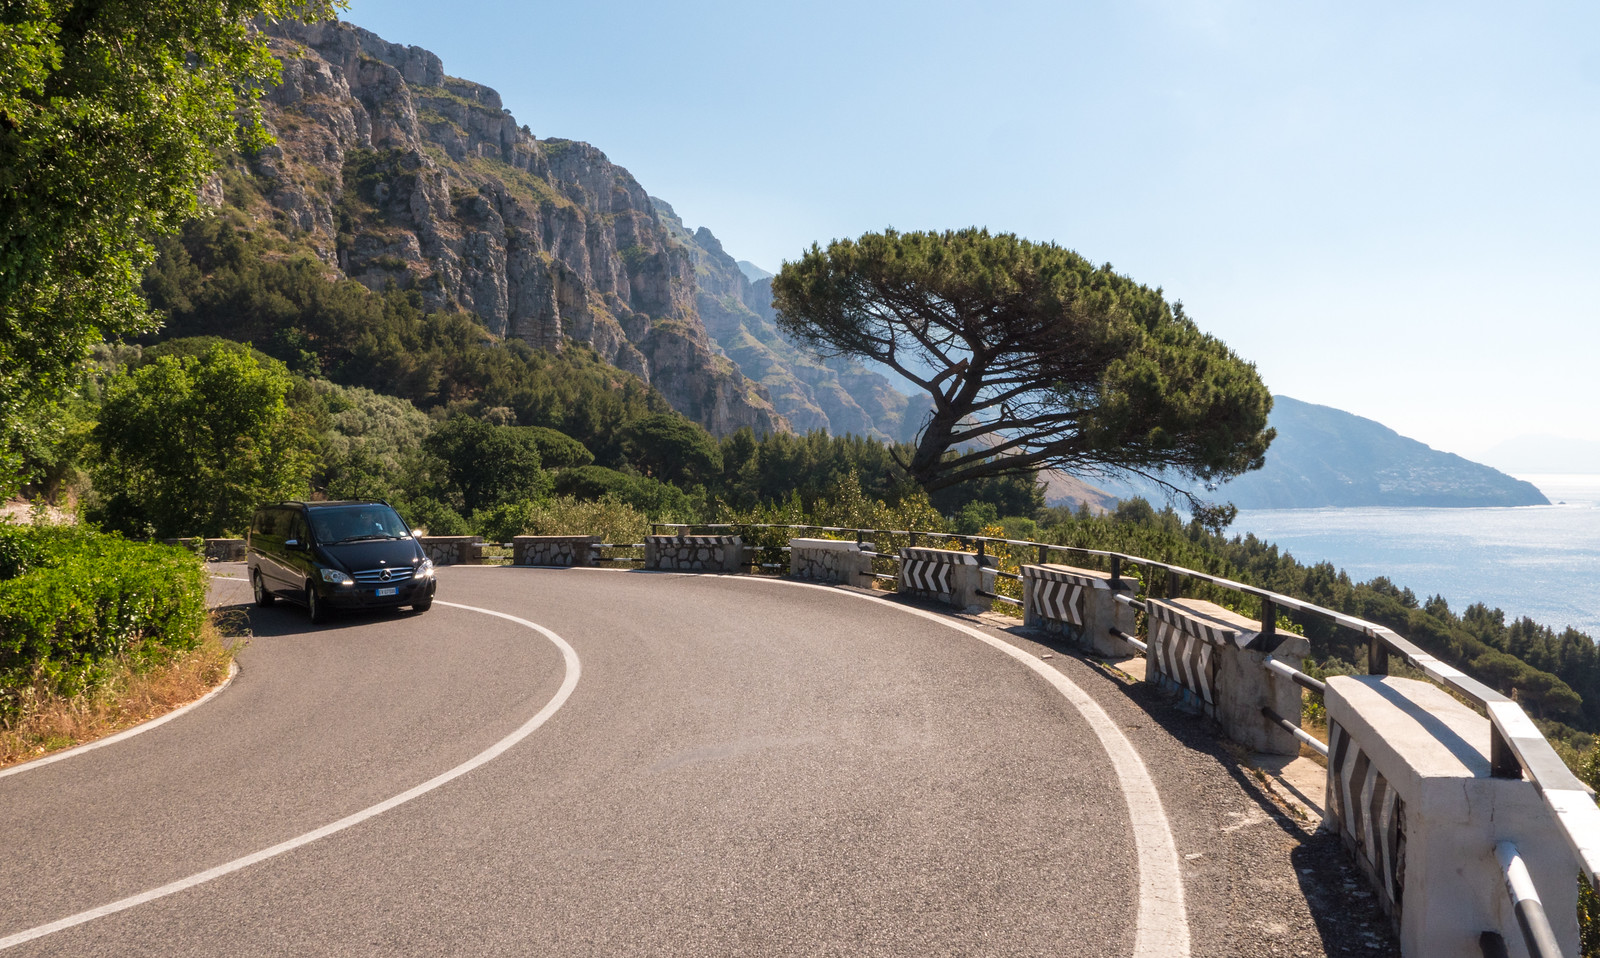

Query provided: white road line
[747,576,1191,958]
[0,601,580,951]
[0,661,241,781]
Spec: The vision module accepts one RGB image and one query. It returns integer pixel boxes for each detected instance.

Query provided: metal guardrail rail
[650,520,1600,906]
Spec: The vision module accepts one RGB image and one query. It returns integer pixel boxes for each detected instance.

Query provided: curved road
[0,566,1390,956]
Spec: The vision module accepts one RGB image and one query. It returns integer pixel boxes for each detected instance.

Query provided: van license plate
[376,587,398,597]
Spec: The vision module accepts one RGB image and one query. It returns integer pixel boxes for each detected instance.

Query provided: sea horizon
[1229,473,1600,640]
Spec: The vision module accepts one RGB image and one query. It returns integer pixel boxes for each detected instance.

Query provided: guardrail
[645,520,1594,957]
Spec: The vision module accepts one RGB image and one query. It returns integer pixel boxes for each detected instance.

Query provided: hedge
[0,525,208,710]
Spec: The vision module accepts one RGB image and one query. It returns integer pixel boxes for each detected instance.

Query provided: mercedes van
[247,500,436,623]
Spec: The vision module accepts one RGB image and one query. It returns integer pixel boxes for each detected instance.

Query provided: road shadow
[983,619,1402,957]
[209,600,430,639]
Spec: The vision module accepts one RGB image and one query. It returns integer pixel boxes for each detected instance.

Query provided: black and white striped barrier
[897,547,995,612]
[643,535,744,572]
[1146,598,1311,756]
[1021,564,1142,657]
[1325,676,1578,957]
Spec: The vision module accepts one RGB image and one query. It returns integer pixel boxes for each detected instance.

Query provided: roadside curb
[0,660,240,780]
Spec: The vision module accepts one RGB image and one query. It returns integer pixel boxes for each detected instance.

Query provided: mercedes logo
[379,569,392,582]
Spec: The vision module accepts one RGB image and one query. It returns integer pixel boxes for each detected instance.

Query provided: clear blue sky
[341,0,1600,461]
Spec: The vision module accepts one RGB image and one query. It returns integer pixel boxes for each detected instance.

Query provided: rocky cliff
[231,20,780,436]
[650,200,926,443]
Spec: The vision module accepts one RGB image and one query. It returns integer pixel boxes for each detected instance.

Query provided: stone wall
[418,535,484,566]
[512,535,597,567]
[643,535,744,572]
[789,538,873,587]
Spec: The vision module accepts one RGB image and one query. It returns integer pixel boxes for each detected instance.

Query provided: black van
[247,500,437,623]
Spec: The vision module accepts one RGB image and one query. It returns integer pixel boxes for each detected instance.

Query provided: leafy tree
[89,341,315,536]
[620,413,722,487]
[421,416,552,515]
[0,0,341,494]
[770,228,1275,499]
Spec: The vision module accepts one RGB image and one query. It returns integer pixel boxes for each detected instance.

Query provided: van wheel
[307,586,331,624]
[411,598,433,613]
[252,572,275,607]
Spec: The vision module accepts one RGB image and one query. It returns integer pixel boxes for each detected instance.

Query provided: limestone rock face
[653,199,926,443]
[242,19,780,436]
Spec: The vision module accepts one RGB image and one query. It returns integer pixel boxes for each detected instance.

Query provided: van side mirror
[411,529,425,539]
[285,538,304,550]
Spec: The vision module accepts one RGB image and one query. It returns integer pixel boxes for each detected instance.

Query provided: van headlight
[418,559,435,578]
[320,568,352,584]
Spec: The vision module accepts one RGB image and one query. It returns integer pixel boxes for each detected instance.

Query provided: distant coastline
[1230,474,1600,639]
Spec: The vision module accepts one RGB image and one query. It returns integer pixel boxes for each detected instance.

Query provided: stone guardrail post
[1145,598,1310,755]
[417,535,485,566]
[643,535,744,572]
[788,538,873,587]
[898,547,993,612]
[205,538,247,561]
[1021,564,1141,657]
[1324,675,1578,957]
[511,535,598,567]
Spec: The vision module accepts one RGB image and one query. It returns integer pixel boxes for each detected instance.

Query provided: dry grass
[0,616,239,770]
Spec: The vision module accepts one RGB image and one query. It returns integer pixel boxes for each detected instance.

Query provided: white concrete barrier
[1146,598,1310,755]
[897,547,995,612]
[1324,675,1578,957]
[1021,564,1141,657]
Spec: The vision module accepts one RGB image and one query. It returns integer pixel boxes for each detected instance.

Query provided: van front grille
[353,567,415,585]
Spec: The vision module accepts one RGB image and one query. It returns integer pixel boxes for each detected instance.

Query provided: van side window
[286,512,308,543]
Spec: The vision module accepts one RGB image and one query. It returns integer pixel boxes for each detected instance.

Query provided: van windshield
[309,505,411,544]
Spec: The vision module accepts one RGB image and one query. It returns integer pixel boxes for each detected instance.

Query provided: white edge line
[0,660,241,781]
[733,575,1192,958]
[0,600,579,951]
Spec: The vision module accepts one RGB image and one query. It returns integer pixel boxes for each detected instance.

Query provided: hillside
[653,200,924,442]
[1092,396,1549,509]
[209,19,784,436]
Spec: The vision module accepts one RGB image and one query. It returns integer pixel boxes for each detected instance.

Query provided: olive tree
[771,228,1275,500]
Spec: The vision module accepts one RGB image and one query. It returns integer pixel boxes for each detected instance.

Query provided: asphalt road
[0,566,1398,956]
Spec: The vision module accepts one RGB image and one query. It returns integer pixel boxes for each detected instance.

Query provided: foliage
[552,465,699,520]
[0,524,207,714]
[770,228,1274,499]
[88,341,316,537]
[0,0,341,495]
[299,378,434,501]
[716,427,919,512]
[144,218,675,463]
[478,495,651,546]
[620,413,722,487]
[420,415,552,515]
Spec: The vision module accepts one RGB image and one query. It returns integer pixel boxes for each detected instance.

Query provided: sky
[340,0,1600,465]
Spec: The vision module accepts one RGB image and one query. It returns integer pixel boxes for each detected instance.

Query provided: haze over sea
[1230,475,1600,641]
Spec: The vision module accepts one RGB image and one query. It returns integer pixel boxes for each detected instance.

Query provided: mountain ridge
[223,18,782,436]
[1085,395,1549,509]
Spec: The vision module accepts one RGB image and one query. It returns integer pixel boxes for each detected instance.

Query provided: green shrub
[475,496,650,545]
[0,525,207,713]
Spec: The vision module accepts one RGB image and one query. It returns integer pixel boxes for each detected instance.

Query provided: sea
[1230,474,1600,640]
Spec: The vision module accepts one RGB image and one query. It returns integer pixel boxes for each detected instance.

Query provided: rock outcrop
[238,19,780,436]
[652,200,925,443]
